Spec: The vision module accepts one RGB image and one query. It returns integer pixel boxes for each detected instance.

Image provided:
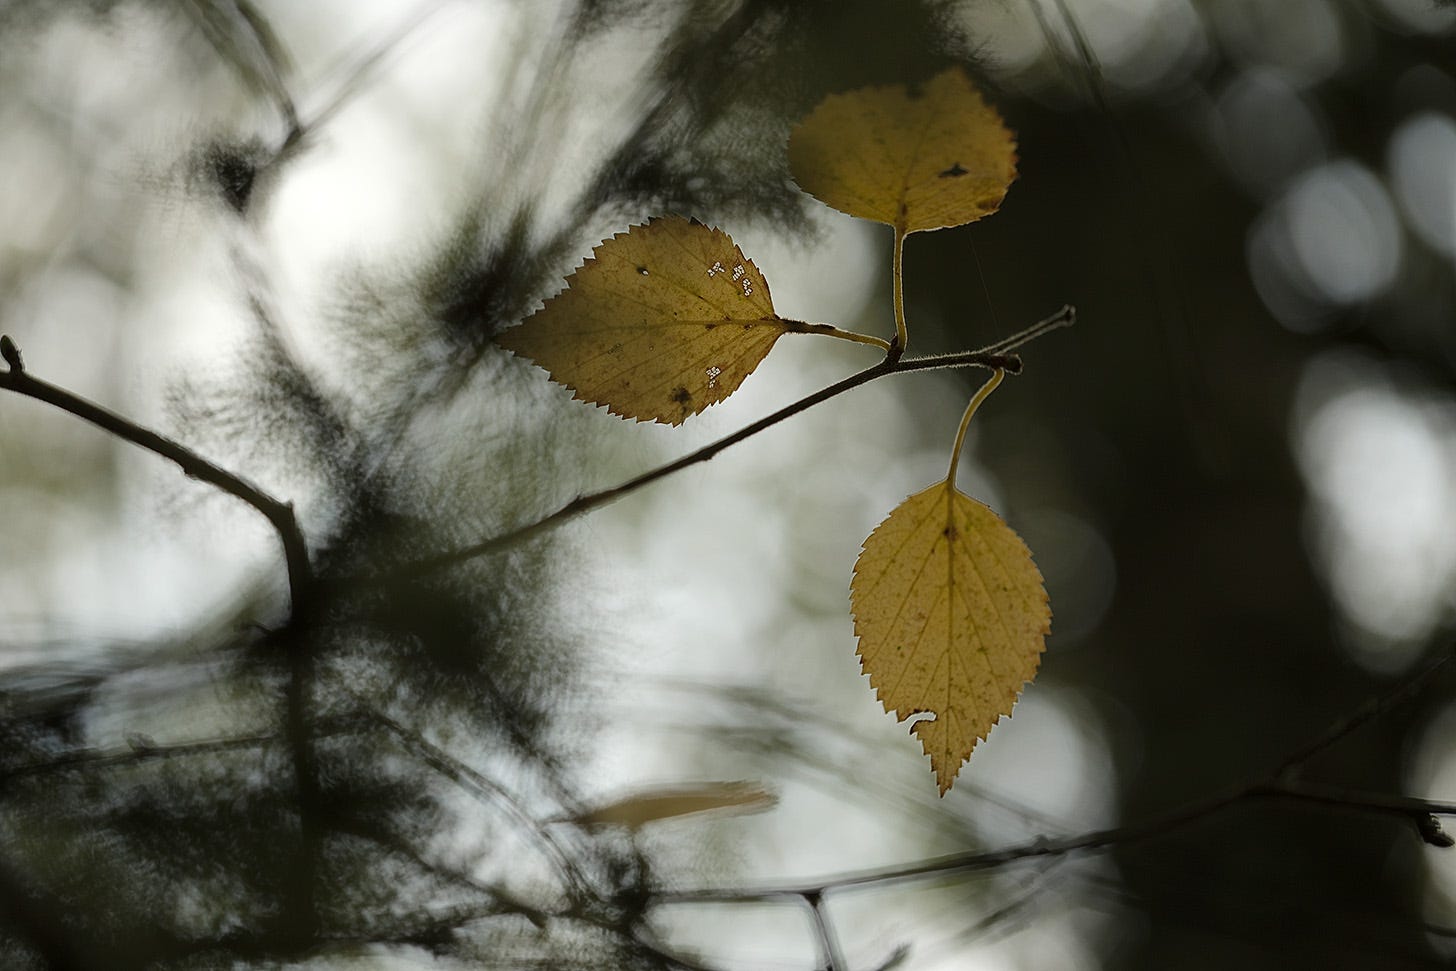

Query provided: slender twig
[1,732,277,783]
[803,891,845,971]
[331,813,562,929]
[355,305,1074,587]
[654,782,1237,904]
[295,0,452,139]
[949,859,1063,947]
[0,339,312,608]
[358,701,593,900]
[1270,649,1455,778]
[178,0,300,140]
[0,338,324,941]
[652,642,1456,905]
[0,713,382,784]
[666,777,1456,904]
[1252,779,1456,819]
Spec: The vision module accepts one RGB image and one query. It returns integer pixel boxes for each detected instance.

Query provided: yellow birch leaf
[851,481,1049,794]
[497,216,786,425]
[566,782,777,830]
[788,67,1017,234]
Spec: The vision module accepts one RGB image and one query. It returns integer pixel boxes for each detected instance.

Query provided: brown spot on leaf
[939,162,968,178]
[670,386,692,404]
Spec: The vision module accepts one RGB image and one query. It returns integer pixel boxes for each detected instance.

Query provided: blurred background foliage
[3,0,1456,968]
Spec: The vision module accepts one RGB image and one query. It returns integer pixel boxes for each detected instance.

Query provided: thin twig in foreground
[362,304,1075,586]
[0,339,312,608]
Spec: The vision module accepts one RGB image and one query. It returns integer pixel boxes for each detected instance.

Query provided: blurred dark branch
[332,814,559,928]
[185,1,450,202]
[360,304,1074,586]
[561,0,777,224]
[294,0,453,143]
[1254,781,1456,818]
[0,337,326,944]
[1072,868,1456,962]
[802,891,844,971]
[0,712,380,784]
[1,731,276,783]
[1271,649,1456,778]
[875,860,1060,970]
[653,780,1445,902]
[657,679,1080,839]
[358,701,593,901]
[0,337,312,608]
[1251,780,1456,847]
[651,643,1456,903]
[179,0,301,141]
[0,855,93,971]
[950,861,1060,945]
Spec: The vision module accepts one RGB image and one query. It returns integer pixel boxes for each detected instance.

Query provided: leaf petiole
[782,320,893,351]
[892,226,909,355]
[947,368,1005,485]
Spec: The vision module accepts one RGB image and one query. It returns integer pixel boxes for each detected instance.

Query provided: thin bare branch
[1,732,277,783]
[650,642,1456,904]
[1271,649,1456,778]
[1252,779,1456,822]
[354,305,1073,587]
[0,340,312,608]
[0,338,324,939]
[297,0,453,139]
[802,891,845,971]
[359,702,594,901]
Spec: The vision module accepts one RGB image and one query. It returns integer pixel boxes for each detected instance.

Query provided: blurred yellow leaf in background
[568,782,777,830]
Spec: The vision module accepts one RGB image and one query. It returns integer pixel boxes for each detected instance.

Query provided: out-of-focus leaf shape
[568,782,777,829]
[851,481,1049,794]
[789,67,1017,234]
[497,217,786,425]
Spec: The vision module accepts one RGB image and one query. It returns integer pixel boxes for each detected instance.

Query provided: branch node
[1,334,24,373]
[1418,813,1455,848]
